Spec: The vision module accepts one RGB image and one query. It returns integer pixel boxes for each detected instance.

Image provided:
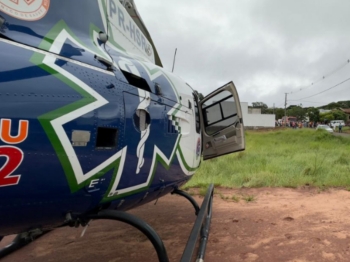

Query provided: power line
[288,100,324,104]
[289,59,350,94]
[292,76,350,101]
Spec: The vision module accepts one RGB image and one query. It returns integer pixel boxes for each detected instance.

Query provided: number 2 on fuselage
[0,119,28,187]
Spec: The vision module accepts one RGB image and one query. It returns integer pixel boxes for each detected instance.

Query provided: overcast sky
[135,0,350,108]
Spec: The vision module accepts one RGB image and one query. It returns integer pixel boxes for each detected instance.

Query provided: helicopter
[0,0,245,261]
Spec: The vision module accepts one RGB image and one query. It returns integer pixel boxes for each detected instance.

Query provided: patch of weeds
[219,193,229,200]
[334,155,349,165]
[188,190,195,196]
[317,186,326,194]
[213,188,220,194]
[241,176,252,186]
[302,150,327,177]
[231,195,240,202]
[199,187,207,197]
[302,167,312,176]
[242,195,256,202]
[236,152,245,159]
[207,157,218,163]
[283,184,298,189]
[314,130,333,141]
[196,183,210,189]
[181,185,190,191]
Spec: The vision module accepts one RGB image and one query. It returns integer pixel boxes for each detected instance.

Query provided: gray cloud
[135,0,350,108]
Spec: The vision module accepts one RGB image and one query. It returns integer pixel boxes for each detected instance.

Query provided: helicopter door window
[202,90,239,136]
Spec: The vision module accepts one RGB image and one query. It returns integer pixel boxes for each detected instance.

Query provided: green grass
[184,128,350,189]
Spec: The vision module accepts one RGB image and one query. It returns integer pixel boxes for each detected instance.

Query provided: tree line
[250,101,349,123]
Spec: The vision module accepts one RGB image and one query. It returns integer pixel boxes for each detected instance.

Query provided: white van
[330,120,345,128]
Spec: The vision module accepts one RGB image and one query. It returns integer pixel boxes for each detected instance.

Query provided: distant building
[241,103,275,128]
[319,109,331,114]
[248,107,261,114]
[205,101,275,129]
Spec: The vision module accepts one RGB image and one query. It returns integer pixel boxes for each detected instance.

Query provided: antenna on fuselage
[172,48,177,72]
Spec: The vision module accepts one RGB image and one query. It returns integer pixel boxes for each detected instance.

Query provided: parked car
[316,125,334,133]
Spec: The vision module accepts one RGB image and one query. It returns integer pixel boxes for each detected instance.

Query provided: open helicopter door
[200,82,245,160]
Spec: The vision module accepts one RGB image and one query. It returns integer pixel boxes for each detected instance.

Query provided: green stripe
[101,135,182,202]
[177,145,197,172]
[30,21,123,192]
[102,103,198,202]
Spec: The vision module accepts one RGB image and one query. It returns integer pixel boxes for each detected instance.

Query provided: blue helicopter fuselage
[0,0,202,235]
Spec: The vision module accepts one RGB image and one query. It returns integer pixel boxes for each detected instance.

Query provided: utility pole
[284,93,288,126]
[273,103,275,115]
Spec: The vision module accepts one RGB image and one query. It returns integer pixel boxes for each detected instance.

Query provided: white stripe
[176,151,195,176]
[0,38,114,76]
[107,147,128,197]
[41,31,124,184]
[110,135,181,196]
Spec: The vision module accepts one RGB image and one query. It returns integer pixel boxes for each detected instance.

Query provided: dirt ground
[2,187,350,262]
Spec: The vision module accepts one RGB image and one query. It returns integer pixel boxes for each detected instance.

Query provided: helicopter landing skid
[0,184,214,262]
[172,187,200,215]
[0,233,28,259]
[179,184,214,262]
[0,229,48,259]
[88,210,169,261]
[88,184,214,262]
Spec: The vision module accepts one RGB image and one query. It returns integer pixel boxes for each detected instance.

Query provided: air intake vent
[121,70,151,92]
